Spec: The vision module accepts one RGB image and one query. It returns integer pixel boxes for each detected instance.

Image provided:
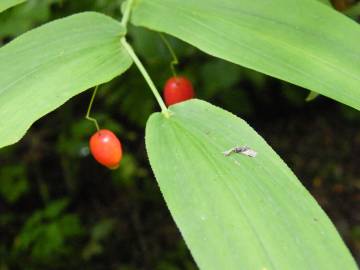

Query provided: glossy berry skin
[163,76,195,106]
[89,129,122,169]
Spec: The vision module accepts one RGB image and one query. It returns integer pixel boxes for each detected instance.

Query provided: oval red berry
[163,76,195,106]
[89,129,122,169]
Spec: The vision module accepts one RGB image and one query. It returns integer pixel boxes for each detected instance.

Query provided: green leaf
[0,12,132,148]
[132,0,360,110]
[0,0,25,13]
[145,99,357,270]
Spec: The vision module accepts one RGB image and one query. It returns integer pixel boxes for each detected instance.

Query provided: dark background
[0,0,359,269]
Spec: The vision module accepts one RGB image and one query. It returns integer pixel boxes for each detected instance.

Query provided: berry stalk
[159,33,179,77]
[85,85,100,131]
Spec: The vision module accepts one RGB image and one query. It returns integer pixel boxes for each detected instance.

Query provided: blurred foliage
[13,198,83,261]
[0,0,359,269]
[0,165,28,203]
[0,0,61,37]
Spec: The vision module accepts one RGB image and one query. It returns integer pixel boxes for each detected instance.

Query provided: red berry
[163,76,195,106]
[89,129,122,169]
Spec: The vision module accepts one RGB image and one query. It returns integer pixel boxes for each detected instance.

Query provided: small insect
[223,146,257,157]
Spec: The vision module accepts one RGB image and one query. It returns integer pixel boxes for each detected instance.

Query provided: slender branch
[121,37,170,116]
[159,33,179,77]
[121,0,134,28]
[85,86,100,131]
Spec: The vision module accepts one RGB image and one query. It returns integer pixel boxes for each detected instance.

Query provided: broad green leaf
[146,99,357,270]
[132,0,360,110]
[0,12,132,148]
[0,0,25,13]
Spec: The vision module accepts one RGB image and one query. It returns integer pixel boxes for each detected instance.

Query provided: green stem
[121,37,170,116]
[85,86,100,131]
[159,33,179,77]
[121,0,134,29]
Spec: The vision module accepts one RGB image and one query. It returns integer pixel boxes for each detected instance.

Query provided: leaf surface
[0,12,132,148]
[132,0,360,110]
[146,99,357,270]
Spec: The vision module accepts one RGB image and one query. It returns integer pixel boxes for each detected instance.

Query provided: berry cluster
[88,76,195,169]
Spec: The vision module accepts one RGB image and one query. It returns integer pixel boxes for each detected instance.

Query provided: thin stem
[85,86,100,131]
[159,33,179,77]
[121,37,170,116]
[121,0,134,29]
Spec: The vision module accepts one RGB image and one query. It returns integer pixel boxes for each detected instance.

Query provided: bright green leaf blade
[0,12,132,148]
[0,0,25,12]
[132,0,360,110]
[146,99,357,270]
